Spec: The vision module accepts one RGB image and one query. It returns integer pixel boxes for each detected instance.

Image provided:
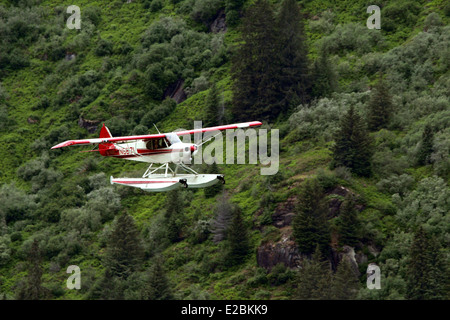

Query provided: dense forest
[0,0,449,300]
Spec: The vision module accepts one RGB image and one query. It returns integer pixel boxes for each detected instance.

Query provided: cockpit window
[146,137,170,150]
[165,133,181,145]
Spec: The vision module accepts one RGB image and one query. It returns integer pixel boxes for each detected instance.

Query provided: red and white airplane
[51,121,262,192]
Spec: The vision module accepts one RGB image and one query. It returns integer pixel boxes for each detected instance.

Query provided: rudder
[99,124,114,156]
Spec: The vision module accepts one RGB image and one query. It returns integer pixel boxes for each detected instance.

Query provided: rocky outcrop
[332,245,361,275]
[256,234,303,272]
[257,184,372,271]
[163,79,187,104]
[65,53,76,61]
[78,116,100,133]
[271,196,296,228]
[327,186,365,217]
[210,9,227,33]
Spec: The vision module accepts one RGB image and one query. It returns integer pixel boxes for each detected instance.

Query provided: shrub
[0,235,11,266]
[83,6,102,26]
[317,22,384,55]
[141,17,187,47]
[376,174,415,197]
[191,0,223,25]
[430,128,450,180]
[394,176,450,242]
[0,184,36,223]
[85,187,121,223]
[149,0,164,12]
[95,38,114,56]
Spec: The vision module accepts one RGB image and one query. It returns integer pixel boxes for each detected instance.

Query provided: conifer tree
[330,258,360,300]
[367,74,393,131]
[231,0,281,122]
[336,195,360,247]
[225,0,245,27]
[406,227,447,300]
[225,205,249,266]
[276,0,311,109]
[104,213,144,280]
[144,256,173,300]
[211,194,233,243]
[295,246,332,299]
[16,240,48,300]
[204,82,220,127]
[417,124,434,166]
[331,106,373,177]
[164,189,185,242]
[292,179,330,256]
[312,47,337,98]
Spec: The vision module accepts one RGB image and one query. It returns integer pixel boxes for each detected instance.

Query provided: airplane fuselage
[100,141,197,164]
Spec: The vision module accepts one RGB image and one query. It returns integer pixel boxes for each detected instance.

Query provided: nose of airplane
[191,144,198,156]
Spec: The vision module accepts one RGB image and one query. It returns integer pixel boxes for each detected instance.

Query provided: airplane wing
[50,134,167,149]
[51,121,262,149]
[173,121,263,136]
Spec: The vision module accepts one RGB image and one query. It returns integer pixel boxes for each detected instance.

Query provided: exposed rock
[65,53,76,61]
[355,251,368,266]
[210,9,227,33]
[163,79,187,104]
[257,236,303,271]
[333,245,360,276]
[272,196,297,228]
[78,116,101,133]
[27,117,39,124]
[367,244,380,257]
[328,185,352,197]
[326,186,365,218]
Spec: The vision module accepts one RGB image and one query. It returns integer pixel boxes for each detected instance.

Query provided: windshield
[165,133,181,145]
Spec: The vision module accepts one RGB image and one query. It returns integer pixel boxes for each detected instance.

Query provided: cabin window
[146,138,170,150]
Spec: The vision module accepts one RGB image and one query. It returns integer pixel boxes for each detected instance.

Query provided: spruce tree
[276,0,311,110]
[225,0,245,27]
[406,227,447,300]
[164,189,185,242]
[367,74,393,131]
[292,179,330,256]
[16,240,48,300]
[231,0,281,122]
[295,246,332,299]
[211,194,233,243]
[331,105,373,177]
[145,256,173,300]
[104,213,144,280]
[336,194,360,247]
[225,205,249,266]
[330,258,360,300]
[417,124,434,166]
[204,82,220,127]
[312,47,337,98]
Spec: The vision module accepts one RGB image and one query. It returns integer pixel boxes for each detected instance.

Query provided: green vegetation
[0,0,449,300]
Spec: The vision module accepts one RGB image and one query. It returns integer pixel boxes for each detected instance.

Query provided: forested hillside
[0,0,449,300]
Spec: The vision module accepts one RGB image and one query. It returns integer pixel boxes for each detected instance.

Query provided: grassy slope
[0,0,448,299]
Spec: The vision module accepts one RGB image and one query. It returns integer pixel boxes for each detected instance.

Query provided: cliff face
[257,228,304,271]
[257,185,368,272]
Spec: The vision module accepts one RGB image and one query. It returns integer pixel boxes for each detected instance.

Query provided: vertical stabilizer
[99,124,114,156]
[100,123,113,139]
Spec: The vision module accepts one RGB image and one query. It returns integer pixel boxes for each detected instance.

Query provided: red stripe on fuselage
[112,180,179,184]
[111,148,184,159]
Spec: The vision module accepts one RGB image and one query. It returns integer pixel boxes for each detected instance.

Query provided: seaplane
[51,121,262,192]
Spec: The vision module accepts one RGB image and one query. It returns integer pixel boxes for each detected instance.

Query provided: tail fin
[99,124,114,156]
[100,123,113,139]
